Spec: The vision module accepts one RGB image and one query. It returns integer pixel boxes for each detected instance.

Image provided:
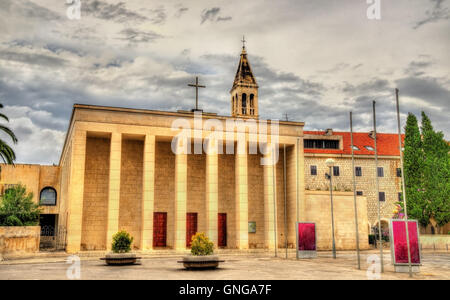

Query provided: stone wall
[304,191,370,250]
[154,141,175,248]
[0,226,40,258]
[247,153,264,248]
[305,156,401,227]
[187,152,206,235]
[218,153,236,248]
[81,137,110,250]
[119,139,144,249]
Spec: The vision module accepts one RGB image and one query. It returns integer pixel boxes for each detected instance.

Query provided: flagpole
[283,144,288,259]
[350,112,361,270]
[395,88,413,277]
[373,100,384,273]
[296,138,300,259]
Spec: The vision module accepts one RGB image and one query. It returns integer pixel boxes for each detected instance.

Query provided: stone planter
[180,255,223,270]
[101,253,140,265]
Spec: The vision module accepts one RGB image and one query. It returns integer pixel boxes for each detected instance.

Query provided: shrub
[0,184,40,226]
[190,232,214,256]
[111,230,134,253]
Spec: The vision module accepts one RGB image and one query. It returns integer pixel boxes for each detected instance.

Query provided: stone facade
[305,155,402,228]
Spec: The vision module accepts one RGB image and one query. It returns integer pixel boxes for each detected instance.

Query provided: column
[263,143,277,250]
[106,132,122,250]
[174,138,187,250]
[286,140,304,245]
[66,129,86,253]
[141,134,155,250]
[235,139,249,249]
[205,138,219,245]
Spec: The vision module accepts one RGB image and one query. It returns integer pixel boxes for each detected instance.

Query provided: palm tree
[0,103,17,164]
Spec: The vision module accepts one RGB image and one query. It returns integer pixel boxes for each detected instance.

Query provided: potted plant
[101,230,140,265]
[180,232,223,270]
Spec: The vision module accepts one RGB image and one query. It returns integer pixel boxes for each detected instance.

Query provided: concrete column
[66,129,86,253]
[106,132,122,250]
[235,139,248,249]
[263,144,277,250]
[286,141,305,245]
[174,138,187,250]
[141,134,155,250]
[205,138,219,245]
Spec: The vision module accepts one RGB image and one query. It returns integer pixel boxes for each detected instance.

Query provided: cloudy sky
[0,0,449,164]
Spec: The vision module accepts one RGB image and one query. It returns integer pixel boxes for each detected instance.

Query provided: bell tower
[230,37,258,118]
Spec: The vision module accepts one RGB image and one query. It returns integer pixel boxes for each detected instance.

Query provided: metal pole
[283,144,288,259]
[330,166,336,259]
[350,112,361,269]
[296,138,300,259]
[373,101,384,272]
[272,145,277,257]
[395,88,413,277]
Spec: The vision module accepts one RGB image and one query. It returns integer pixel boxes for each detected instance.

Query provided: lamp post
[325,158,337,259]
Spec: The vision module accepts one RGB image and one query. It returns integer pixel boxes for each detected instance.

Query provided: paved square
[0,250,448,280]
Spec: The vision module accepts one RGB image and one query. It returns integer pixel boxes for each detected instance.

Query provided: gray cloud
[0,0,62,21]
[200,7,232,24]
[82,0,153,23]
[117,28,163,43]
[414,0,450,29]
[0,50,68,67]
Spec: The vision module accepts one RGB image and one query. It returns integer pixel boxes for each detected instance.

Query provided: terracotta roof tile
[303,131,404,156]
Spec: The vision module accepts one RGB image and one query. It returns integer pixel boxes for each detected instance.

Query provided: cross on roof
[241,35,246,49]
[188,76,206,111]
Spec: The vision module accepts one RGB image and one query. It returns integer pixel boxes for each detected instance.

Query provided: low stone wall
[419,235,450,251]
[304,191,370,250]
[0,226,40,258]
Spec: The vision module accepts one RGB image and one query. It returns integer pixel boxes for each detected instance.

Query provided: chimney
[325,128,333,136]
[369,131,376,139]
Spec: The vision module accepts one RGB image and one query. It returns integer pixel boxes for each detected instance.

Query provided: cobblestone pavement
[0,250,448,280]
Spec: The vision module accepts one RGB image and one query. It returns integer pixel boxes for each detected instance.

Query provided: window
[310,165,317,176]
[398,192,402,202]
[379,192,385,202]
[241,93,247,114]
[333,166,340,176]
[249,94,255,115]
[377,167,384,177]
[355,167,362,177]
[352,145,360,151]
[365,146,374,151]
[396,168,402,177]
[356,191,363,196]
[304,139,339,149]
[40,187,57,206]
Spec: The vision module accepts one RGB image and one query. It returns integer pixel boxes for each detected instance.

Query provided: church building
[0,45,371,253]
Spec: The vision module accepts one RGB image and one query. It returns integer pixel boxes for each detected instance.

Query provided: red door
[153,212,167,247]
[218,213,227,247]
[186,213,198,247]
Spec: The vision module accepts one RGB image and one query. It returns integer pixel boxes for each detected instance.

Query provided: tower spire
[230,38,259,118]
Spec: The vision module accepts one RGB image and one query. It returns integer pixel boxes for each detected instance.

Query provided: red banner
[298,223,316,251]
[391,220,421,264]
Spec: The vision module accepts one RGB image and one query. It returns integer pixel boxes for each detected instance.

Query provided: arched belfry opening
[230,38,258,118]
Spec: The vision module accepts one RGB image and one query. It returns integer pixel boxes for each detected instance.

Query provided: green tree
[403,113,429,226]
[0,184,41,226]
[0,103,18,164]
[421,112,450,232]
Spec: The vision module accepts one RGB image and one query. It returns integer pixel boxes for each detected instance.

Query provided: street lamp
[325,158,337,259]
